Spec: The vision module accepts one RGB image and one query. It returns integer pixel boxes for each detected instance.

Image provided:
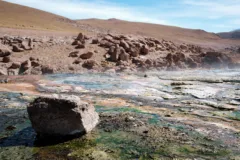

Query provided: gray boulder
[27,96,99,137]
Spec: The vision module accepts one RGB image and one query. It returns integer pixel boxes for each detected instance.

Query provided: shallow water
[0,69,240,159]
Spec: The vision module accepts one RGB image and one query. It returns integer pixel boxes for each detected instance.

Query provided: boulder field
[0,32,240,75]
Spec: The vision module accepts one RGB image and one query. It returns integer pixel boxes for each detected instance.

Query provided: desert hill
[77,18,223,46]
[0,1,239,49]
[0,1,80,32]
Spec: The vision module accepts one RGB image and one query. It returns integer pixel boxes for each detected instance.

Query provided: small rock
[140,45,149,55]
[21,60,31,70]
[80,52,94,60]
[8,69,19,75]
[120,40,130,51]
[82,60,98,69]
[0,67,7,75]
[12,45,24,52]
[119,50,129,61]
[2,56,11,63]
[31,61,41,67]
[69,51,79,58]
[41,65,54,74]
[29,57,36,61]
[92,38,99,44]
[9,62,21,69]
[0,47,11,57]
[73,59,82,64]
[75,44,85,49]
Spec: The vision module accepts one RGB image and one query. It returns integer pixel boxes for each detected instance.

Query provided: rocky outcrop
[27,96,99,137]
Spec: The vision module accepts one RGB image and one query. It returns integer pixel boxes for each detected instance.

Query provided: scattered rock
[29,57,36,61]
[21,60,31,71]
[76,33,85,41]
[2,56,11,63]
[120,40,130,51]
[110,45,120,62]
[119,50,130,61]
[69,51,79,58]
[9,62,21,69]
[92,38,99,44]
[0,67,7,75]
[8,69,19,75]
[21,39,32,50]
[0,47,11,57]
[140,45,149,55]
[31,67,42,75]
[73,59,82,65]
[31,61,41,67]
[41,65,54,74]
[82,60,98,69]
[75,44,85,49]
[12,45,24,52]
[80,52,94,60]
[27,96,99,137]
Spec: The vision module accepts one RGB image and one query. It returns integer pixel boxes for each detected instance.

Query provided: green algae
[95,105,142,113]
[212,111,240,121]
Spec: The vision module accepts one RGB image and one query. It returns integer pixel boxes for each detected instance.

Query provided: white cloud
[183,0,240,17]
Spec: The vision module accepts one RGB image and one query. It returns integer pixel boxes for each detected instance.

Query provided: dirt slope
[0,1,80,32]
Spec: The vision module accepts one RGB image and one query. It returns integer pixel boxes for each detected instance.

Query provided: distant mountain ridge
[217,29,240,39]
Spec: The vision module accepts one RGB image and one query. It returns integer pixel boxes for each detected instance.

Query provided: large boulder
[27,96,99,137]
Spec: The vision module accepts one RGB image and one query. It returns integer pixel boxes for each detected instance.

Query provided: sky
[4,0,240,33]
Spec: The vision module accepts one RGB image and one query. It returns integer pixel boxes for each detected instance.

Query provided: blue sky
[4,0,240,33]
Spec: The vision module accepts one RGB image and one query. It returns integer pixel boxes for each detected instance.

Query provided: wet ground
[0,70,240,160]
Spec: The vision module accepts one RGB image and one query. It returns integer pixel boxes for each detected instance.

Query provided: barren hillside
[77,18,230,47]
[0,1,80,32]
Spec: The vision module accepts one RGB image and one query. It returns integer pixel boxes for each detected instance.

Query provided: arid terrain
[1,1,240,78]
[0,1,240,160]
